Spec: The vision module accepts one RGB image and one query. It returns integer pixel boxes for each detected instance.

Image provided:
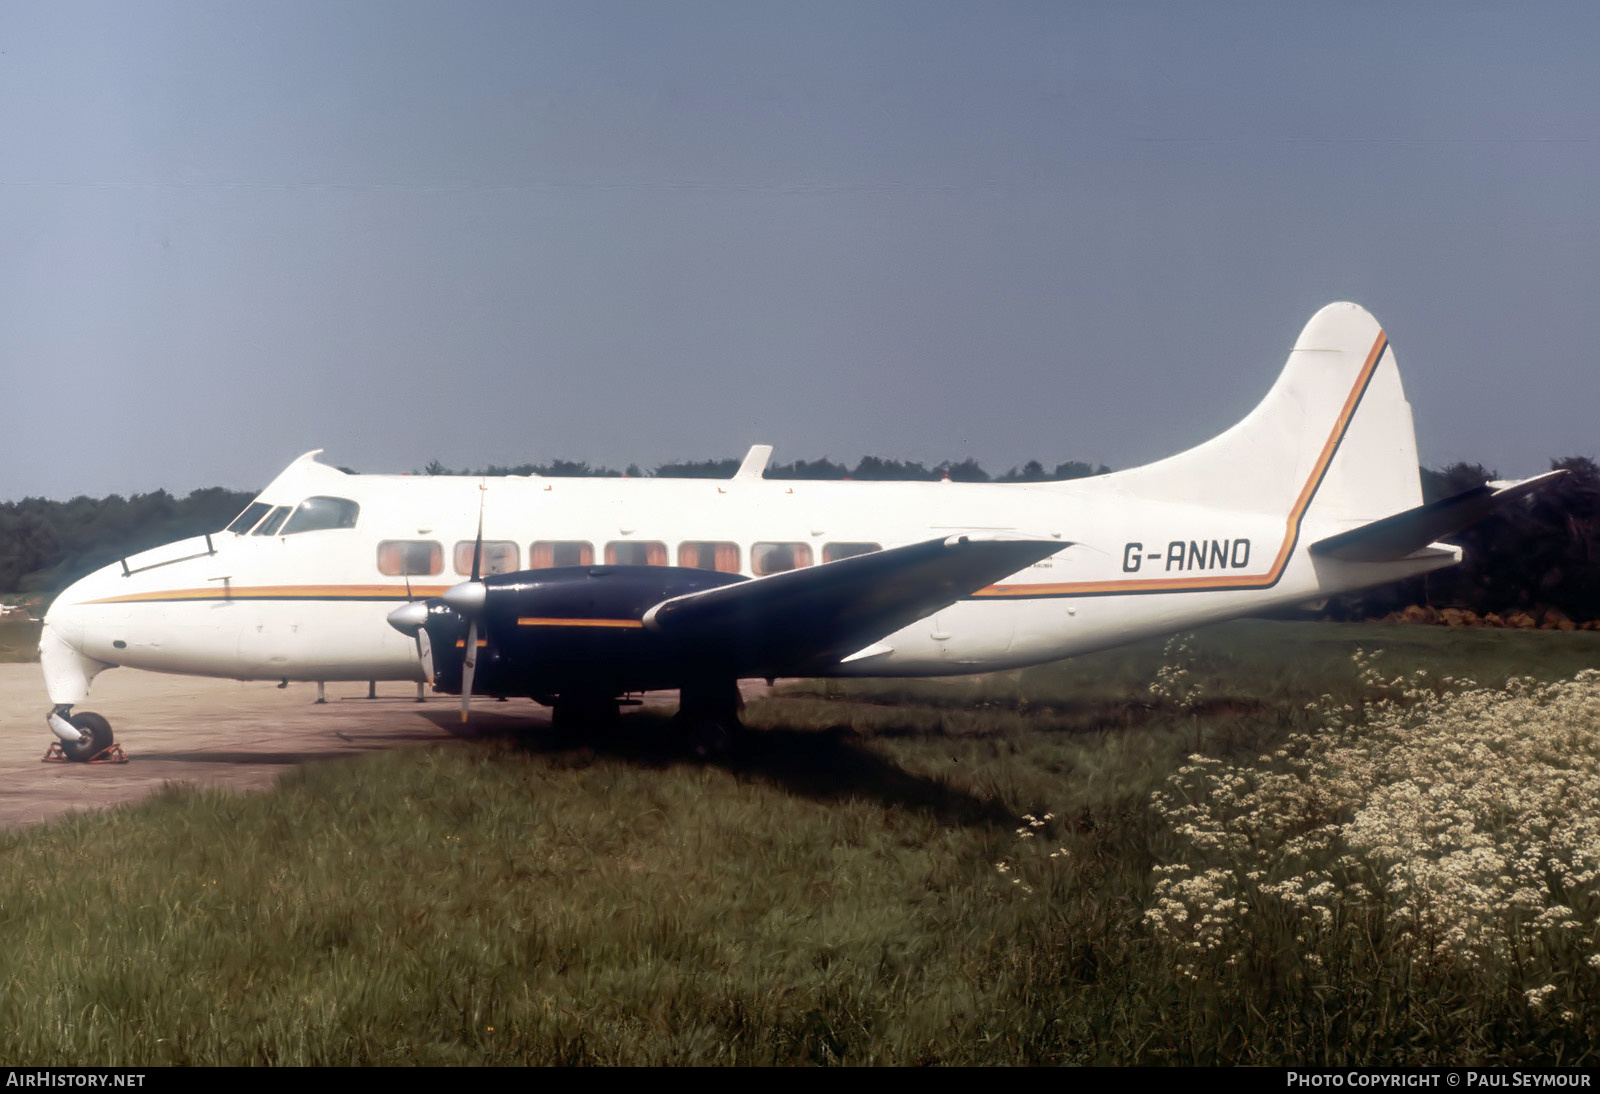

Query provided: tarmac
[0,663,763,830]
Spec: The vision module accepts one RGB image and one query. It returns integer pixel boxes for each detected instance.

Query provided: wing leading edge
[645,534,1066,673]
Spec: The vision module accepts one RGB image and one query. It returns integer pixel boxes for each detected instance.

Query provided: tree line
[422,456,1112,482]
[1334,456,1600,624]
[1,456,1594,624]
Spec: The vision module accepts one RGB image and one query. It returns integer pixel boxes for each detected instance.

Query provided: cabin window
[823,542,881,562]
[752,542,813,575]
[530,541,594,568]
[453,540,520,575]
[678,542,741,572]
[605,541,668,566]
[281,496,361,535]
[252,506,291,536]
[377,540,443,576]
[226,502,271,535]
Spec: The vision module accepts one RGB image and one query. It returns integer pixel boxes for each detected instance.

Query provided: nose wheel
[43,709,126,764]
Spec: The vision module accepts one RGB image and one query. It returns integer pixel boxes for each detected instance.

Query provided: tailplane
[1310,470,1566,563]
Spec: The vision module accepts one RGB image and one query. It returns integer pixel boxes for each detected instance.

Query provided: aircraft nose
[42,580,90,648]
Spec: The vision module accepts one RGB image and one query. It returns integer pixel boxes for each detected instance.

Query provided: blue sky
[3,2,1596,498]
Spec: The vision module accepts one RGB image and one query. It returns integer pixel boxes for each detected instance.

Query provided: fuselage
[40,447,1453,704]
[43,302,1477,707]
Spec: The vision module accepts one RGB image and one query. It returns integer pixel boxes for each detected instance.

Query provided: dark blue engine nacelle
[422,565,748,699]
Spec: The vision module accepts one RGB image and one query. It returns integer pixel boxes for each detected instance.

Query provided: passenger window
[752,542,813,575]
[226,502,271,535]
[824,542,881,562]
[252,506,291,536]
[453,541,519,575]
[605,541,668,566]
[530,541,594,568]
[678,542,741,572]
[281,496,361,535]
[377,540,443,576]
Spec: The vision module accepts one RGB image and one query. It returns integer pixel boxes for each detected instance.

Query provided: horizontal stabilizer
[645,534,1064,671]
[1309,470,1566,563]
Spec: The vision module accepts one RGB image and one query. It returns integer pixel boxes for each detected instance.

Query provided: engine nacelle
[421,565,747,698]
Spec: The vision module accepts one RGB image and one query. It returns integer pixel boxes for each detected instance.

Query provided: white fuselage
[39,451,1451,704]
[40,302,1463,707]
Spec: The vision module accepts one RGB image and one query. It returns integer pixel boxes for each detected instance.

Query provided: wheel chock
[41,742,130,764]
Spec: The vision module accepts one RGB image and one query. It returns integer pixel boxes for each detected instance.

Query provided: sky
[2,1,1597,500]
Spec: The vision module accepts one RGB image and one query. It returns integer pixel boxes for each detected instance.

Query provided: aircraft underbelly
[73,601,245,678]
[70,599,418,682]
[232,601,420,680]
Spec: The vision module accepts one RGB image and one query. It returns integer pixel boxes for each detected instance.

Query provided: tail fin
[1109,302,1422,526]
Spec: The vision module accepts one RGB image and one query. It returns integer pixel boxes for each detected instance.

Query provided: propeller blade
[460,618,478,723]
[418,629,434,685]
[471,484,485,582]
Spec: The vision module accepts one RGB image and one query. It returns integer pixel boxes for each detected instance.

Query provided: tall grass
[0,621,1596,1064]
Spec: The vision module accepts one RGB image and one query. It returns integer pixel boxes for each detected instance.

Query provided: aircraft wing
[644,533,1066,672]
[1309,470,1567,563]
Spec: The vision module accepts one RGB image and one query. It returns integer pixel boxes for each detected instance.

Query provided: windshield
[225,502,271,534]
[252,506,291,536]
[281,496,360,535]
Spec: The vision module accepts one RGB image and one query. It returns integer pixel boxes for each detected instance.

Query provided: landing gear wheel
[60,712,113,763]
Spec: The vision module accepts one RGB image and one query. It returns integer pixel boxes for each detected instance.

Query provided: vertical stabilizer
[1107,303,1422,528]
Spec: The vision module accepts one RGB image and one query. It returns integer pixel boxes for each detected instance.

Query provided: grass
[0,616,41,661]
[1,620,1597,1064]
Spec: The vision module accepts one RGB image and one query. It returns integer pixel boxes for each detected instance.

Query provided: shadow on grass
[417,707,1019,829]
[133,750,374,765]
[130,724,473,765]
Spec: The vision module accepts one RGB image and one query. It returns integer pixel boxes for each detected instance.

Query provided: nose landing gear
[42,707,127,764]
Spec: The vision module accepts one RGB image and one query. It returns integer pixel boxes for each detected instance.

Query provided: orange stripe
[516,617,644,628]
[85,584,452,605]
[973,330,1388,598]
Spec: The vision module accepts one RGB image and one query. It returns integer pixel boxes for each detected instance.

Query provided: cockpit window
[281,496,361,535]
[226,502,271,535]
[252,506,291,536]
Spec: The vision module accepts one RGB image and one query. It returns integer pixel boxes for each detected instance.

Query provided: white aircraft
[38,303,1557,759]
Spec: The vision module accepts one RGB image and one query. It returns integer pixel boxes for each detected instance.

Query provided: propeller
[386,573,434,684]
[387,484,489,722]
[444,485,490,723]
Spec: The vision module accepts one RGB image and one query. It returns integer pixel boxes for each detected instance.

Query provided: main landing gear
[43,706,127,764]
[675,679,744,758]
